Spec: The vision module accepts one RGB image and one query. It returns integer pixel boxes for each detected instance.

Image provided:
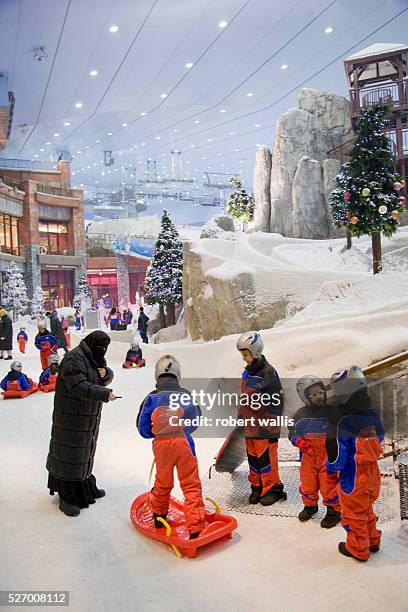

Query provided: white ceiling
[1,0,408,201]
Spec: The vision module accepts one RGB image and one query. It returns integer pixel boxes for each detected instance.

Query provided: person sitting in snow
[39,353,60,388]
[326,366,384,562]
[236,331,286,506]
[122,338,145,368]
[17,327,28,354]
[35,320,59,370]
[137,355,205,539]
[288,375,341,528]
[1,360,34,392]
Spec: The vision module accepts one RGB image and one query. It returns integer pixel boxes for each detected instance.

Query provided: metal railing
[0,158,58,171]
[0,175,24,191]
[350,79,408,114]
[37,183,77,198]
[39,245,76,257]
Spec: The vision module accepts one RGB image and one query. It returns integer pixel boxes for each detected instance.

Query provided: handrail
[363,350,408,376]
[0,158,57,171]
[37,183,77,198]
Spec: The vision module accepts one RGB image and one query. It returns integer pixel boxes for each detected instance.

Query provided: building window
[0,213,20,256]
[39,221,69,255]
[87,270,118,307]
[41,270,74,309]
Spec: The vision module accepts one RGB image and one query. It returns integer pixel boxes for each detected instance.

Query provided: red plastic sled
[130,492,237,558]
[214,425,246,474]
[2,383,38,399]
[39,383,56,393]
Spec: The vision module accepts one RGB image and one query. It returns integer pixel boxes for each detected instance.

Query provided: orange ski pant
[149,436,205,534]
[300,438,340,511]
[18,339,26,353]
[40,350,51,370]
[246,439,281,496]
[339,462,381,561]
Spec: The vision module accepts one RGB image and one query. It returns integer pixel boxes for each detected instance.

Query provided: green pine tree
[330,105,405,273]
[226,176,254,224]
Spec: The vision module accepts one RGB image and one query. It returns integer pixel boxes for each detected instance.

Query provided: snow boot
[153,513,167,528]
[5,356,12,360]
[338,542,367,562]
[59,498,80,517]
[370,544,380,552]
[298,505,318,522]
[260,485,287,506]
[94,488,106,499]
[248,488,261,504]
[320,506,341,529]
[189,532,201,540]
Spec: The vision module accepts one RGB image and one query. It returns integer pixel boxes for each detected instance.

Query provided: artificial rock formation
[252,87,352,239]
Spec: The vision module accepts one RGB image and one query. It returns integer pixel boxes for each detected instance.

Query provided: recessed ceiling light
[235,148,240,152]
[194,120,200,124]
[95,140,100,143]
[118,152,123,156]
[220,108,227,113]
[89,70,98,76]
[63,121,70,127]
[217,153,222,156]
[324,26,334,34]
[54,133,60,137]
[218,20,228,28]
[40,148,44,152]
[254,123,261,128]
[160,93,168,99]
[172,129,178,133]
[208,138,213,142]
[109,25,119,33]
[229,132,234,136]
[75,102,83,108]
[141,142,146,146]
[45,141,51,145]
[185,62,194,69]
[246,92,254,97]
[122,123,128,127]
[156,136,161,140]
[281,64,288,70]
[107,132,112,136]
[85,146,90,149]
[190,144,195,148]
[201,157,206,160]
[76,151,81,154]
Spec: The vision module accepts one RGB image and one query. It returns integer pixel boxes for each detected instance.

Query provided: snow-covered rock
[292,157,330,239]
[251,145,272,232]
[199,214,235,239]
[152,319,187,343]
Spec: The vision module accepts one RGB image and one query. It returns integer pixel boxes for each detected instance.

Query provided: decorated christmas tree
[31,286,45,319]
[330,105,406,273]
[144,210,183,326]
[73,274,94,314]
[1,261,28,319]
[226,176,255,225]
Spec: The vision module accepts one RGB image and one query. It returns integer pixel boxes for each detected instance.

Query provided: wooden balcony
[349,79,408,116]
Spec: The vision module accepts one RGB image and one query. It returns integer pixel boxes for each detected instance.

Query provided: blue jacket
[288,404,329,446]
[1,371,31,391]
[17,331,28,342]
[326,391,384,494]
[137,374,200,455]
[35,331,59,351]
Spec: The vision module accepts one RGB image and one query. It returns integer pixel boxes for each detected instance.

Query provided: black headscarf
[84,331,111,367]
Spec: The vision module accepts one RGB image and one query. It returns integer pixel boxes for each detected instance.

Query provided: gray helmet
[330,366,366,404]
[11,360,22,372]
[131,338,139,350]
[236,331,264,359]
[296,375,325,406]
[155,355,181,381]
[48,354,59,366]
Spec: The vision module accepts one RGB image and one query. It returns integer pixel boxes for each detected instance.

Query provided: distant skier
[236,332,286,505]
[137,355,205,538]
[327,366,384,561]
[17,326,28,354]
[289,375,341,528]
[137,307,149,344]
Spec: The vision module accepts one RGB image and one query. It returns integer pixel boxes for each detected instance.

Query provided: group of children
[136,330,384,562]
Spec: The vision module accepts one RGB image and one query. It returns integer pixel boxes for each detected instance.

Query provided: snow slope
[1,327,407,612]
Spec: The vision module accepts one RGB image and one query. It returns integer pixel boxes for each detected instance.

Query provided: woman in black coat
[47,310,68,353]
[46,331,118,516]
[0,307,13,359]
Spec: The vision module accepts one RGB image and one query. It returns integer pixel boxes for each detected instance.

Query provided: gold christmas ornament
[361,188,370,197]
[350,216,359,225]
[391,210,399,220]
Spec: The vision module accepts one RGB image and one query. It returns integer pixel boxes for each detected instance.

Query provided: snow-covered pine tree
[73,274,94,314]
[1,261,28,320]
[330,105,405,274]
[144,210,183,326]
[226,176,255,226]
[31,286,45,319]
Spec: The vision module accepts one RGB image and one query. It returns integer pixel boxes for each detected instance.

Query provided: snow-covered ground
[1,322,408,612]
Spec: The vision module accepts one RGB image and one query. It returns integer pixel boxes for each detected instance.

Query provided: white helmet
[11,360,22,372]
[20,326,26,331]
[131,338,139,350]
[236,331,264,359]
[296,375,325,406]
[49,354,59,366]
[37,319,46,330]
[155,355,181,381]
[330,366,366,404]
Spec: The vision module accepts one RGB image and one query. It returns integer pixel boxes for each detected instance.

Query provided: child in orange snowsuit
[137,355,205,538]
[17,327,28,353]
[289,375,341,528]
[327,366,384,561]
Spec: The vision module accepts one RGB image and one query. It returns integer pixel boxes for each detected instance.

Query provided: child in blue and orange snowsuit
[122,339,145,368]
[289,375,341,528]
[35,321,59,370]
[137,355,206,538]
[39,354,59,390]
[327,366,384,561]
[17,327,28,353]
[236,331,286,506]
[1,360,34,392]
